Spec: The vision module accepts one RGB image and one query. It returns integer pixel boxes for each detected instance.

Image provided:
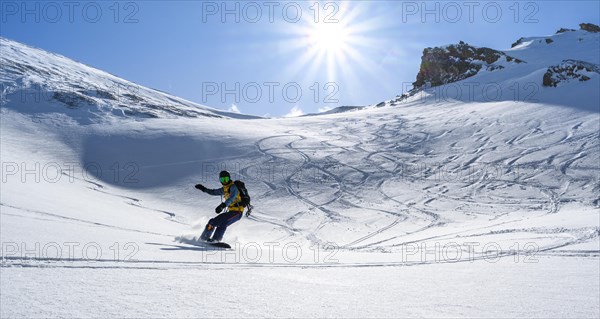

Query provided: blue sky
[1,1,599,116]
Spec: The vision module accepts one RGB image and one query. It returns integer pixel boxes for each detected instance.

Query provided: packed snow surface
[1,30,599,318]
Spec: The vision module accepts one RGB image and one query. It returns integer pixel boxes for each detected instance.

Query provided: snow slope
[0,37,259,122]
[1,30,599,318]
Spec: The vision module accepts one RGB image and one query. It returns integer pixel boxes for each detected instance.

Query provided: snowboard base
[175,236,232,249]
[206,242,231,249]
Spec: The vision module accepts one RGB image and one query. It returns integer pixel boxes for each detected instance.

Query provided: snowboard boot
[212,226,227,242]
[200,224,215,241]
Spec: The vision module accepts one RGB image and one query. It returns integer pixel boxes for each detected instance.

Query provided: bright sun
[309,23,350,54]
[280,2,381,84]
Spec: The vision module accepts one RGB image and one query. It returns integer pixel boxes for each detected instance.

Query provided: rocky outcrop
[412,41,523,90]
[52,91,95,109]
[580,23,600,33]
[511,37,525,48]
[542,60,600,87]
[555,23,599,34]
[556,28,576,34]
[513,37,554,47]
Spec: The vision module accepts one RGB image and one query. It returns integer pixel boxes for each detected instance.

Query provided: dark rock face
[543,60,600,87]
[580,23,600,33]
[52,91,96,109]
[412,42,523,90]
[556,28,576,34]
[79,89,117,100]
[545,39,554,44]
[511,37,525,48]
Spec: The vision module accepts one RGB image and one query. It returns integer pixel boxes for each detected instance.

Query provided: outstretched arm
[194,184,224,196]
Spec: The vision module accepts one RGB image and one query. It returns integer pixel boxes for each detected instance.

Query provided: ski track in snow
[2,104,598,263]
[199,108,599,259]
[2,31,600,317]
[0,203,177,237]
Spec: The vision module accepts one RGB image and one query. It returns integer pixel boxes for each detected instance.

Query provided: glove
[195,184,207,192]
[215,203,226,214]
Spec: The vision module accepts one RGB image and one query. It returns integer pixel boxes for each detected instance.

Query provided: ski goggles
[219,176,230,183]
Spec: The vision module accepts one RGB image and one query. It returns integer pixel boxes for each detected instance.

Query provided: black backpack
[234,180,251,207]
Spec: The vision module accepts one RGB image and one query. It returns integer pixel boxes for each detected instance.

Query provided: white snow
[0,37,259,122]
[1,30,599,318]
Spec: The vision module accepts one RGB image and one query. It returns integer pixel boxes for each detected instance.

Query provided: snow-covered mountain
[0,37,259,123]
[1,26,599,318]
[385,23,600,112]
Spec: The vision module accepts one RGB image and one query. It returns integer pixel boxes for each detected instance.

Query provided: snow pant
[200,210,243,242]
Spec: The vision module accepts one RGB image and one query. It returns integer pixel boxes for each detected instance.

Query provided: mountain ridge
[308,24,599,116]
[2,24,599,120]
[0,37,261,123]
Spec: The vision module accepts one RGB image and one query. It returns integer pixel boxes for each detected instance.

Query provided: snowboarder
[194,170,244,243]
